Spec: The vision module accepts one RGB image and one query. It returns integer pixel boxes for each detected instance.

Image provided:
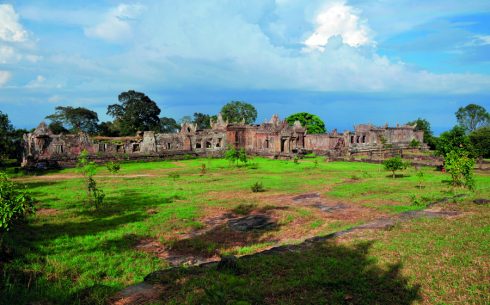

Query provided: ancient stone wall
[22,115,425,168]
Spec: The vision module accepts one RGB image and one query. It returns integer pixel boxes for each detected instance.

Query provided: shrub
[251,182,265,193]
[444,150,475,190]
[416,171,425,188]
[0,172,36,247]
[410,194,431,207]
[200,163,206,176]
[233,203,256,215]
[168,172,180,181]
[106,161,121,174]
[383,157,409,178]
[293,156,299,164]
[225,146,248,166]
[77,150,105,209]
[409,139,420,148]
[313,159,319,168]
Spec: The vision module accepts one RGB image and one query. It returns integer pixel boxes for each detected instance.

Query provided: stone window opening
[265,139,269,149]
[116,145,123,152]
[195,142,202,149]
[132,143,140,152]
[362,135,366,143]
[98,143,106,152]
[167,143,171,150]
[187,127,191,132]
[55,145,63,154]
[216,138,222,148]
[206,141,212,149]
[350,136,354,144]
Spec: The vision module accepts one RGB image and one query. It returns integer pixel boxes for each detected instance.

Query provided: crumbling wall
[23,115,426,168]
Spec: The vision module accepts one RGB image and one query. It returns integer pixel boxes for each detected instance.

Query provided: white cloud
[25,75,46,88]
[304,1,371,51]
[0,70,11,86]
[84,4,145,43]
[0,4,28,42]
[0,45,20,63]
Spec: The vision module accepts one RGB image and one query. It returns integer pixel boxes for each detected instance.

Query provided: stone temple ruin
[22,113,425,168]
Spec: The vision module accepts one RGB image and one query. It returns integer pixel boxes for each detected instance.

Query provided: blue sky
[0,0,489,134]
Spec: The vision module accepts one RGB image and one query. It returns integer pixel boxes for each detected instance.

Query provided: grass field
[1,157,489,304]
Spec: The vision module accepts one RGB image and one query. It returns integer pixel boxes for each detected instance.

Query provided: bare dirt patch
[36,208,60,216]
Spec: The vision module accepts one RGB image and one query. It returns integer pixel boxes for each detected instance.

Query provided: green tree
[383,156,408,178]
[469,126,490,159]
[97,121,120,137]
[77,150,105,209]
[179,116,192,125]
[48,121,69,134]
[455,104,489,133]
[107,90,161,136]
[46,106,99,134]
[444,150,475,190]
[225,146,248,166]
[285,112,326,134]
[159,117,180,133]
[0,111,17,162]
[0,171,36,248]
[193,112,212,129]
[406,118,436,149]
[221,101,257,124]
[436,126,474,157]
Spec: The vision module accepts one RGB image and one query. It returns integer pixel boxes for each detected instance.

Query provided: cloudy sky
[0,0,489,133]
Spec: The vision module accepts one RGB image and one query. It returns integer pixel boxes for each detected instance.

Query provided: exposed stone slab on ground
[227,214,276,232]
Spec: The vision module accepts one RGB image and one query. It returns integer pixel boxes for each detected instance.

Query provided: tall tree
[469,126,490,158]
[46,106,99,134]
[107,90,161,136]
[97,121,120,137]
[436,126,474,157]
[455,104,489,133]
[0,111,15,161]
[221,101,257,124]
[285,112,326,134]
[406,118,436,149]
[159,117,180,133]
[193,112,212,129]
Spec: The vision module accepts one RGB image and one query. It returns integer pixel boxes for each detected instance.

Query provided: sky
[0,0,489,134]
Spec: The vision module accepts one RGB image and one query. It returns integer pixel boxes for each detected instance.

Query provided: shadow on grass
[146,241,421,305]
[166,219,281,259]
[385,174,410,179]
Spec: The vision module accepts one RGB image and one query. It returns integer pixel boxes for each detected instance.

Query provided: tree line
[0,89,489,164]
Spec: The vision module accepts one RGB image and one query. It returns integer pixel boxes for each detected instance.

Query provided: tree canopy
[285,112,326,134]
[455,104,489,133]
[469,126,490,158]
[193,113,212,130]
[406,118,436,149]
[159,117,180,133]
[0,111,15,161]
[46,106,99,134]
[107,90,161,136]
[436,126,474,157]
[221,101,257,124]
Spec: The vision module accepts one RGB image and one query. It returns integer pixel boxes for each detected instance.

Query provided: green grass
[1,157,489,304]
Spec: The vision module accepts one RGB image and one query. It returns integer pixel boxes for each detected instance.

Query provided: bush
[409,139,420,148]
[251,182,265,193]
[77,150,105,209]
[106,161,121,174]
[0,172,36,247]
[225,147,248,166]
[383,157,409,178]
[444,150,475,190]
[168,172,180,181]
